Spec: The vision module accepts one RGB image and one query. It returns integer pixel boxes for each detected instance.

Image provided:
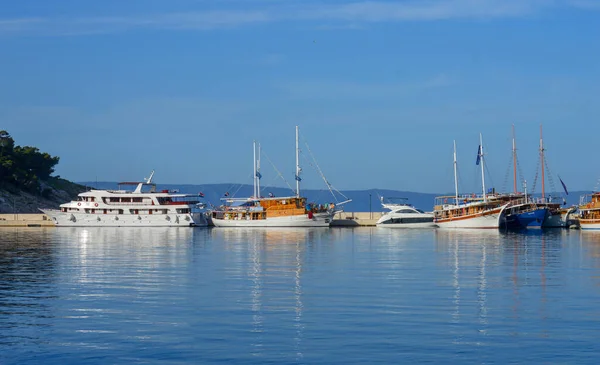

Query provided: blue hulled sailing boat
[502,125,548,229]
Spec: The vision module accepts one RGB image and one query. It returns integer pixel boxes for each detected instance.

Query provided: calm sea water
[1,227,600,364]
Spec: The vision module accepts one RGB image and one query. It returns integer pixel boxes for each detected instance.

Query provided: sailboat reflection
[435,229,501,337]
[211,228,329,360]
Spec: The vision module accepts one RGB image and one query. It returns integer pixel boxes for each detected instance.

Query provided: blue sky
[1,0,599,194]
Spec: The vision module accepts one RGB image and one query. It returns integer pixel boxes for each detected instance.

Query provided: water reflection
[0,228,57,346]
[434,230,501,339]
[578,231,600,285]
[3,227,600,363]
[210,228,330,361]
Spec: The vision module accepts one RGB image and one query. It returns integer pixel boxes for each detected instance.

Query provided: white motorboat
[376,198,435,228]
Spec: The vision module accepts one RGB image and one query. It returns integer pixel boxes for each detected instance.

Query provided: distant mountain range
[79,181,586,212]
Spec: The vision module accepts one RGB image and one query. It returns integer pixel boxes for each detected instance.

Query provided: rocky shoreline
[0,178,86,214]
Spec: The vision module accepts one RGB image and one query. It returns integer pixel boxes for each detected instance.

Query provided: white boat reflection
[434,229,501,338]
[50,227,195,284]
[211,227,322,360]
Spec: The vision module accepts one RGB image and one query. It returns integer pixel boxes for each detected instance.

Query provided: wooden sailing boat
[209,126,339,227]
[434,135,509,229]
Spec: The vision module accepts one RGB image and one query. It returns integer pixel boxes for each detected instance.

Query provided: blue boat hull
[505,208,548,229]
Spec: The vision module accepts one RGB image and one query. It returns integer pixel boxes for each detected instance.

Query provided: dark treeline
[0,130,60,196]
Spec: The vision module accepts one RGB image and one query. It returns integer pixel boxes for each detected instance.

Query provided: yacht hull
[376,222,437,228]
[435,206,507,229]
[542,207,576,228]
[41,209,205,227]
[210,212,332,227]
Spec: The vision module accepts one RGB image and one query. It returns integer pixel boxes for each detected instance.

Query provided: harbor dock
[0,214,55,227]
[331,212,383,227]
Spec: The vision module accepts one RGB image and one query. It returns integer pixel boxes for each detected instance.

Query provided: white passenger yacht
[376,197,436,228]
[40,171,208,227]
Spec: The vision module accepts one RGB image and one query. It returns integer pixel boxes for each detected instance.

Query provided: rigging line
[229,170,256,199]
[516,157,525,189]
[299,131,349,202]
[531,155,541,195]
[544,158,558,195]
[501,152,512,193]
[484,160,495,193]
[261,149,295,195]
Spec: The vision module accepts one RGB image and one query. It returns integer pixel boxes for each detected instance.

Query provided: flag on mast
[475,145,481,165]
[559,176,569,195]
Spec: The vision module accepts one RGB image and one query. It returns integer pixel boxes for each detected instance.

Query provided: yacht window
[395,209,417,214]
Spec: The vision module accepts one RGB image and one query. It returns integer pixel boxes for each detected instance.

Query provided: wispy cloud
[277,74,455,100]
[0,0,594,36]
[568,0,600,9]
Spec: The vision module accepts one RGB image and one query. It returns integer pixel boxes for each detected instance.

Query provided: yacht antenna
[145,170,155,184]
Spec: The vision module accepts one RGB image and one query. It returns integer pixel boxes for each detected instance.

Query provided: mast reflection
[210,227,328,360]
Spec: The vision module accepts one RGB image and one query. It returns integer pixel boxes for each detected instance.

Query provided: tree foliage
[0,130,60,193]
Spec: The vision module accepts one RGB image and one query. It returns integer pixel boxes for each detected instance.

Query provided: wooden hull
[435,205,508,229]
[579,220,600,230]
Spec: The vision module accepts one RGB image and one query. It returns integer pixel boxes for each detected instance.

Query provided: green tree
[0,131,60,191]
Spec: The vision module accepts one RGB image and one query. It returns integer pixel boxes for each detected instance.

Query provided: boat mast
[257,143,261,198]
[512,124,517,194]
[480,133,487,203]
[453,140,459,206]
[539,124,545,200]
[253,140,257,198]
[295,125,301,198]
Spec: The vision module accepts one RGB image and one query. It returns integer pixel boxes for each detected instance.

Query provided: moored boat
[209,126,345,228]
[579,192,600,230]
[40,170,207,227]
[500,126,549,229]
[434,137,509,229]
[502,196,548,229]
[376,197,435,228]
